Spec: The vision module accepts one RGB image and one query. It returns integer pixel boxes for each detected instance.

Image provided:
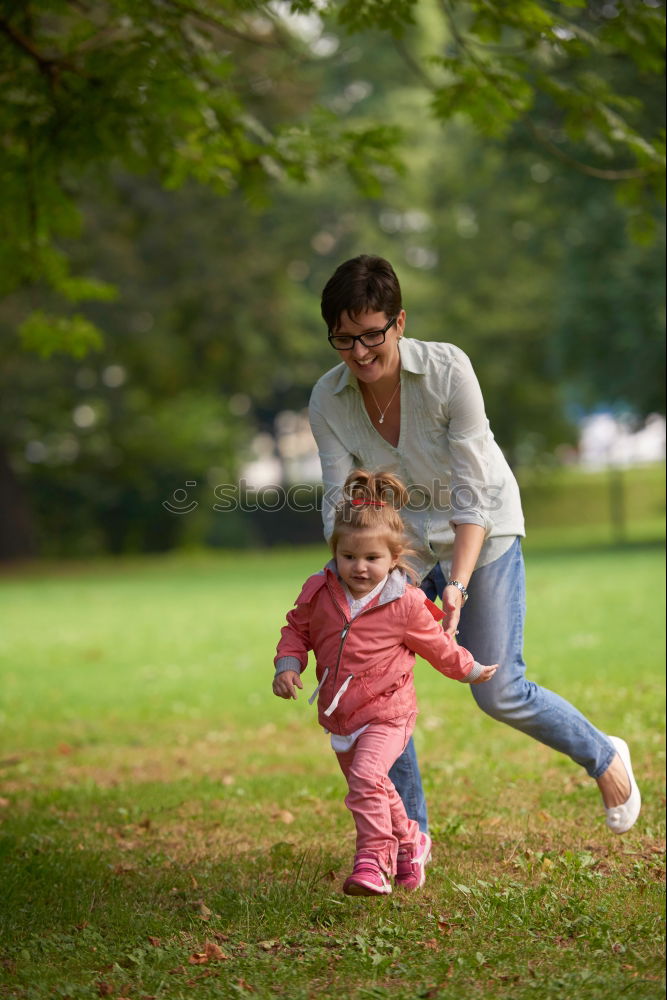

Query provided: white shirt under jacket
[308,337,525,581]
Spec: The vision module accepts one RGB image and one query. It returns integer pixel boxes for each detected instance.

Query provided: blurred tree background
[0,0,664,559]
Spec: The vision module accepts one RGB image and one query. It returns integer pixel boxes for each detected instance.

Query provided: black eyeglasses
[327,316,397,351]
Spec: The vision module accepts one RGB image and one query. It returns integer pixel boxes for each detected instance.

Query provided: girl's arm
[275,601,313,673]
[404,594,497,683]
[273,583,320,700]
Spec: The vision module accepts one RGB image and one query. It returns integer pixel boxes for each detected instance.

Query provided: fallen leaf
[538,810,552,823]
[190,875,199,888]
[222,775,235,786]
[97,984,114,998]
[0,798,10,808]
[235,979,255,993]
[0,754,22,767]
[189,940,228,965]
[147,937,161,947]
[197,902,212,920]
[205,940,227,961]
[57,743,73,756]
[276,810,294,825]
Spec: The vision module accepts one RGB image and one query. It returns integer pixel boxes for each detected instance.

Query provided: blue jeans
[389,538,616,832]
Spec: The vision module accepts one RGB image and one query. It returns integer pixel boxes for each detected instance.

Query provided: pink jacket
[274,564,482,736]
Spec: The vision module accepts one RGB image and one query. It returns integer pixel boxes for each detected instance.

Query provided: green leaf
[336,0,418,37]
[18,311,104,359]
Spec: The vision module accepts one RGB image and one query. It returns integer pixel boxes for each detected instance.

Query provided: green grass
[517,461,665,539]
[0,539,665,999]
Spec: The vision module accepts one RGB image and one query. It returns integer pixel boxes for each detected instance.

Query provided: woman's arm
[309,397,356,540]
[442,522,485,635]
[445,348,496,537]
[440,349,498,633]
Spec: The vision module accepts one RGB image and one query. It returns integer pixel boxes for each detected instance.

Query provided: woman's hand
[272,670,303,700]
[470,663,499,684]
[442,584,464,636]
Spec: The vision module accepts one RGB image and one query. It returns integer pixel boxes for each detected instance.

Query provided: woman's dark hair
[320,255,402,332]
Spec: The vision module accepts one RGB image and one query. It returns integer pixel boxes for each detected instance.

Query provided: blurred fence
[177,463,665,553]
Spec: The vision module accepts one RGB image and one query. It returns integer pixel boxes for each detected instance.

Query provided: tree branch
[162,0,283,49]
[524,121,653,180]
[437,0,656,181]
[392,37,438,89]
[0,15,92,83]
[0,16,58,77]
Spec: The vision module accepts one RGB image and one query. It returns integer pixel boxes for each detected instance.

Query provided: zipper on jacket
[327,577,405,689]
[332,621,351,687]
[324,577,404,718]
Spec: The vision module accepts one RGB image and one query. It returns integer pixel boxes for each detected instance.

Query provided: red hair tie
[351,498,387,507]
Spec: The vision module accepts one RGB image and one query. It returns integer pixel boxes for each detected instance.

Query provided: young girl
[272,469,498,896]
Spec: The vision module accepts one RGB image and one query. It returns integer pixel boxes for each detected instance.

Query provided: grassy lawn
[0,536,664,999]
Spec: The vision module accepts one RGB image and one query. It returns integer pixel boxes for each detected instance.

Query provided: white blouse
[309,337,525,580]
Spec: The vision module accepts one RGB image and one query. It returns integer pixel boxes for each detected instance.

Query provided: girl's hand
[272,670,303,700]
[470,663,499,684]
[442,584,463,636]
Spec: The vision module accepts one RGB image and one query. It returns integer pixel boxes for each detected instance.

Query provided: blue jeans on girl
[388,537,616,832]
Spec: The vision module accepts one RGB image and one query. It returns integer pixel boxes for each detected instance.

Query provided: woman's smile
[333,309,405,386]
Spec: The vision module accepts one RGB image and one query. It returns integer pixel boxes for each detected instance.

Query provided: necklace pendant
[378,416,384,424]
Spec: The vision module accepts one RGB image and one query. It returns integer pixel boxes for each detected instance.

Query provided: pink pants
[335,714,420,876]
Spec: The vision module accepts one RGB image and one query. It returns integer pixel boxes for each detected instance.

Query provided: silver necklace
[368,380,401,424]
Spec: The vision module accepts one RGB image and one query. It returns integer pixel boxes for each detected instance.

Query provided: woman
[308,254,640,835]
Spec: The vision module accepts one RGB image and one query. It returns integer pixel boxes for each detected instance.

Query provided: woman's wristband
[446,580,469,604]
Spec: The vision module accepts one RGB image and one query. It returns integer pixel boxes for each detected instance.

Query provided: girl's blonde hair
[331,469,417,579]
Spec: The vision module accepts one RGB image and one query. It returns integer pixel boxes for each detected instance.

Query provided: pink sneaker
[395,832,432,890]
[343,852,392,896]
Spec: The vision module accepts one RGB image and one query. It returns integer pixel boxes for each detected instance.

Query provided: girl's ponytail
[342,469,410,512]
[331,468,416,579]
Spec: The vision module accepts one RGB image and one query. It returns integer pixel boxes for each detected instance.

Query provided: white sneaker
[605,736,641,835]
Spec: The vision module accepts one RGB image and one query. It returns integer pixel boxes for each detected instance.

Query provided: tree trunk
[0,444,35,561]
